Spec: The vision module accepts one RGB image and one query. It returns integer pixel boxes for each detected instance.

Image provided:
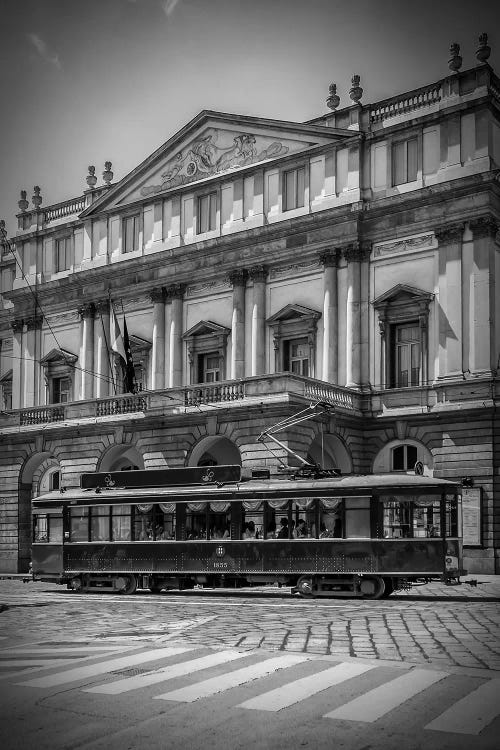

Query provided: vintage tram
[31,464,465,599]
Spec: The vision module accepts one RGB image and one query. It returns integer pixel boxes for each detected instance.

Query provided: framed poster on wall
[462,487,482,547]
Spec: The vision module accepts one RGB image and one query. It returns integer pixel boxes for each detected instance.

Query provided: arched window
[392,444,418,472]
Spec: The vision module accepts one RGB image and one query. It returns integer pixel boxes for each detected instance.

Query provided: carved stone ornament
[228,269,248,287]
[140,132,289,196]
[342,241,371,263]
[469,216,498,239]
[249,265,268,282]
[434,223,464,244]
[349,75,363,104]
[32,186,42,209]
[448,42,462,72]
[94,299,110,315]
[10,318,24,333]
[0,219,7,243]
[86,166,97,189]
[326,83,340,111]
[25,316,43,331]
[18,190,29,213]
[165,283,186,300]
[318,249,341,268]
[78,303,95,320]
[149,288,166,304]
[476,33,491,63]
[373,234,434,257]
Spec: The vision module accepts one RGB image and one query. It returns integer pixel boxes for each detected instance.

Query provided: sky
[0,0,499,232]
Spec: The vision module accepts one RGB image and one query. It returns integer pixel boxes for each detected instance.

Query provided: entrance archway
[19,452,59,572]
[99,444,144,472]
[188,436,241,467]
[306,433,353,474]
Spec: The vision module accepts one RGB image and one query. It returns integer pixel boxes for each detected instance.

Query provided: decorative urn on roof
[18,190,29,212]
[349,75,363,104]
[102,161,113,186]
[476,33,491,63]
[448,43,462,72]
[32,186,42,209]
[326,83,340,110]
[86,165,97,188]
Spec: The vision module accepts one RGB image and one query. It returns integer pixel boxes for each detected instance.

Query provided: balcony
[0,374,361,430]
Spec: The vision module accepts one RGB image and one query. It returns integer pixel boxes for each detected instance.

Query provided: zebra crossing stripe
[237,661,376,712]
[424,679,500,735]
[0,647,125,654]
[84,650,245,695]
[154,653,310,703]
[324,668,448,722]
[16,646,192,688]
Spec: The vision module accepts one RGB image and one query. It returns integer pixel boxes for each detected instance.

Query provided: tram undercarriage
[65,572,417,599]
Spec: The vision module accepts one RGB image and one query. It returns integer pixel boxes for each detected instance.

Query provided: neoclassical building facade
[1,38,499,573]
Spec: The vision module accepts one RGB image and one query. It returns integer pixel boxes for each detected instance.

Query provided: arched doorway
[18,452,60,572]
[98,444,144,472]
[306,433,353,474]
[188,436,241,467]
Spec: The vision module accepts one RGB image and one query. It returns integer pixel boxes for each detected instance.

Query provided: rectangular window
[55,237,72,272]
[380,498,411,538]
[90,506,110,542]
[111,505,131,541]
[288,339,310,377]
[52,376,71,404]
[392,138,417,185]
[392,444,418,472]
[123,215,140,254]
[199,352,221,383]
[198,192,217,233]
[283,167,305,211]
[411,496,441,538]
[394,324,420,387]
[34,515,48,542]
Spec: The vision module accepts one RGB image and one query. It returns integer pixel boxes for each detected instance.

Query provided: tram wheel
[296,576,315,597]
[116,574,137,595]
[359,576,386,600]
[70,576,83,592]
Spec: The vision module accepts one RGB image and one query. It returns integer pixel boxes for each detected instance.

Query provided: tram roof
[33,473,460,507]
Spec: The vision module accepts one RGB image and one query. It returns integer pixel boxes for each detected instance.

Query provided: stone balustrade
[370,82,441,124]
[20,405,65,425]
[44,196,86,223]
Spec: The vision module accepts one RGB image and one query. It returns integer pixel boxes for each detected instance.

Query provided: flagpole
[103,296,117,396]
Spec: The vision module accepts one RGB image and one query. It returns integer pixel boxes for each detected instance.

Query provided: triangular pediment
[40,348,78,366]
[183,320,231,340]
[267,304,321,325]
[373,284,434,309]
[82,111,354,216]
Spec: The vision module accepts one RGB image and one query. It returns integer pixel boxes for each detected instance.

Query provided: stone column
[319,250,340,383]
[167,284,185,387]
[436,223,464,379]
[23,316,42,407]
[249,265,268,376]
[343,242,369,388]
[469,217,498,376]
[94,300,111,398]
[10,319,23,409]
[229,269,247,379]
[78,303,95,400]
[150,288,166,390]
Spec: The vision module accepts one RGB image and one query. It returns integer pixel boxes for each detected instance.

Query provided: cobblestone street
[1,576,499,671]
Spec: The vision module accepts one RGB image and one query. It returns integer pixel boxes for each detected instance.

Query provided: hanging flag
[110,304,126,362]
[123,317,137,394]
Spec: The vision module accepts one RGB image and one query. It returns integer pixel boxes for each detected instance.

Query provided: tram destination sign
[80,465,242,489]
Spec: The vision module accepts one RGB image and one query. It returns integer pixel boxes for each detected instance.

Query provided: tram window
[345,497,371,538]
[292,501,315,538]
[49,515,63,543]
[209,511,230,539]
[186,510,207,540]
[90,506,110,541]
[319,499,342,538]
[34,515,48,542]
[446,495,458,537]
[411,496,441,537]
[111,505,131,541]
[158,509,175,540]
[70,507,89,542]
[381,497,412,538]
[134,506,154,540]
[242,504,263,539]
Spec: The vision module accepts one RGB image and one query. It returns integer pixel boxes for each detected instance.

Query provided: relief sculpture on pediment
[141,131,289,195]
